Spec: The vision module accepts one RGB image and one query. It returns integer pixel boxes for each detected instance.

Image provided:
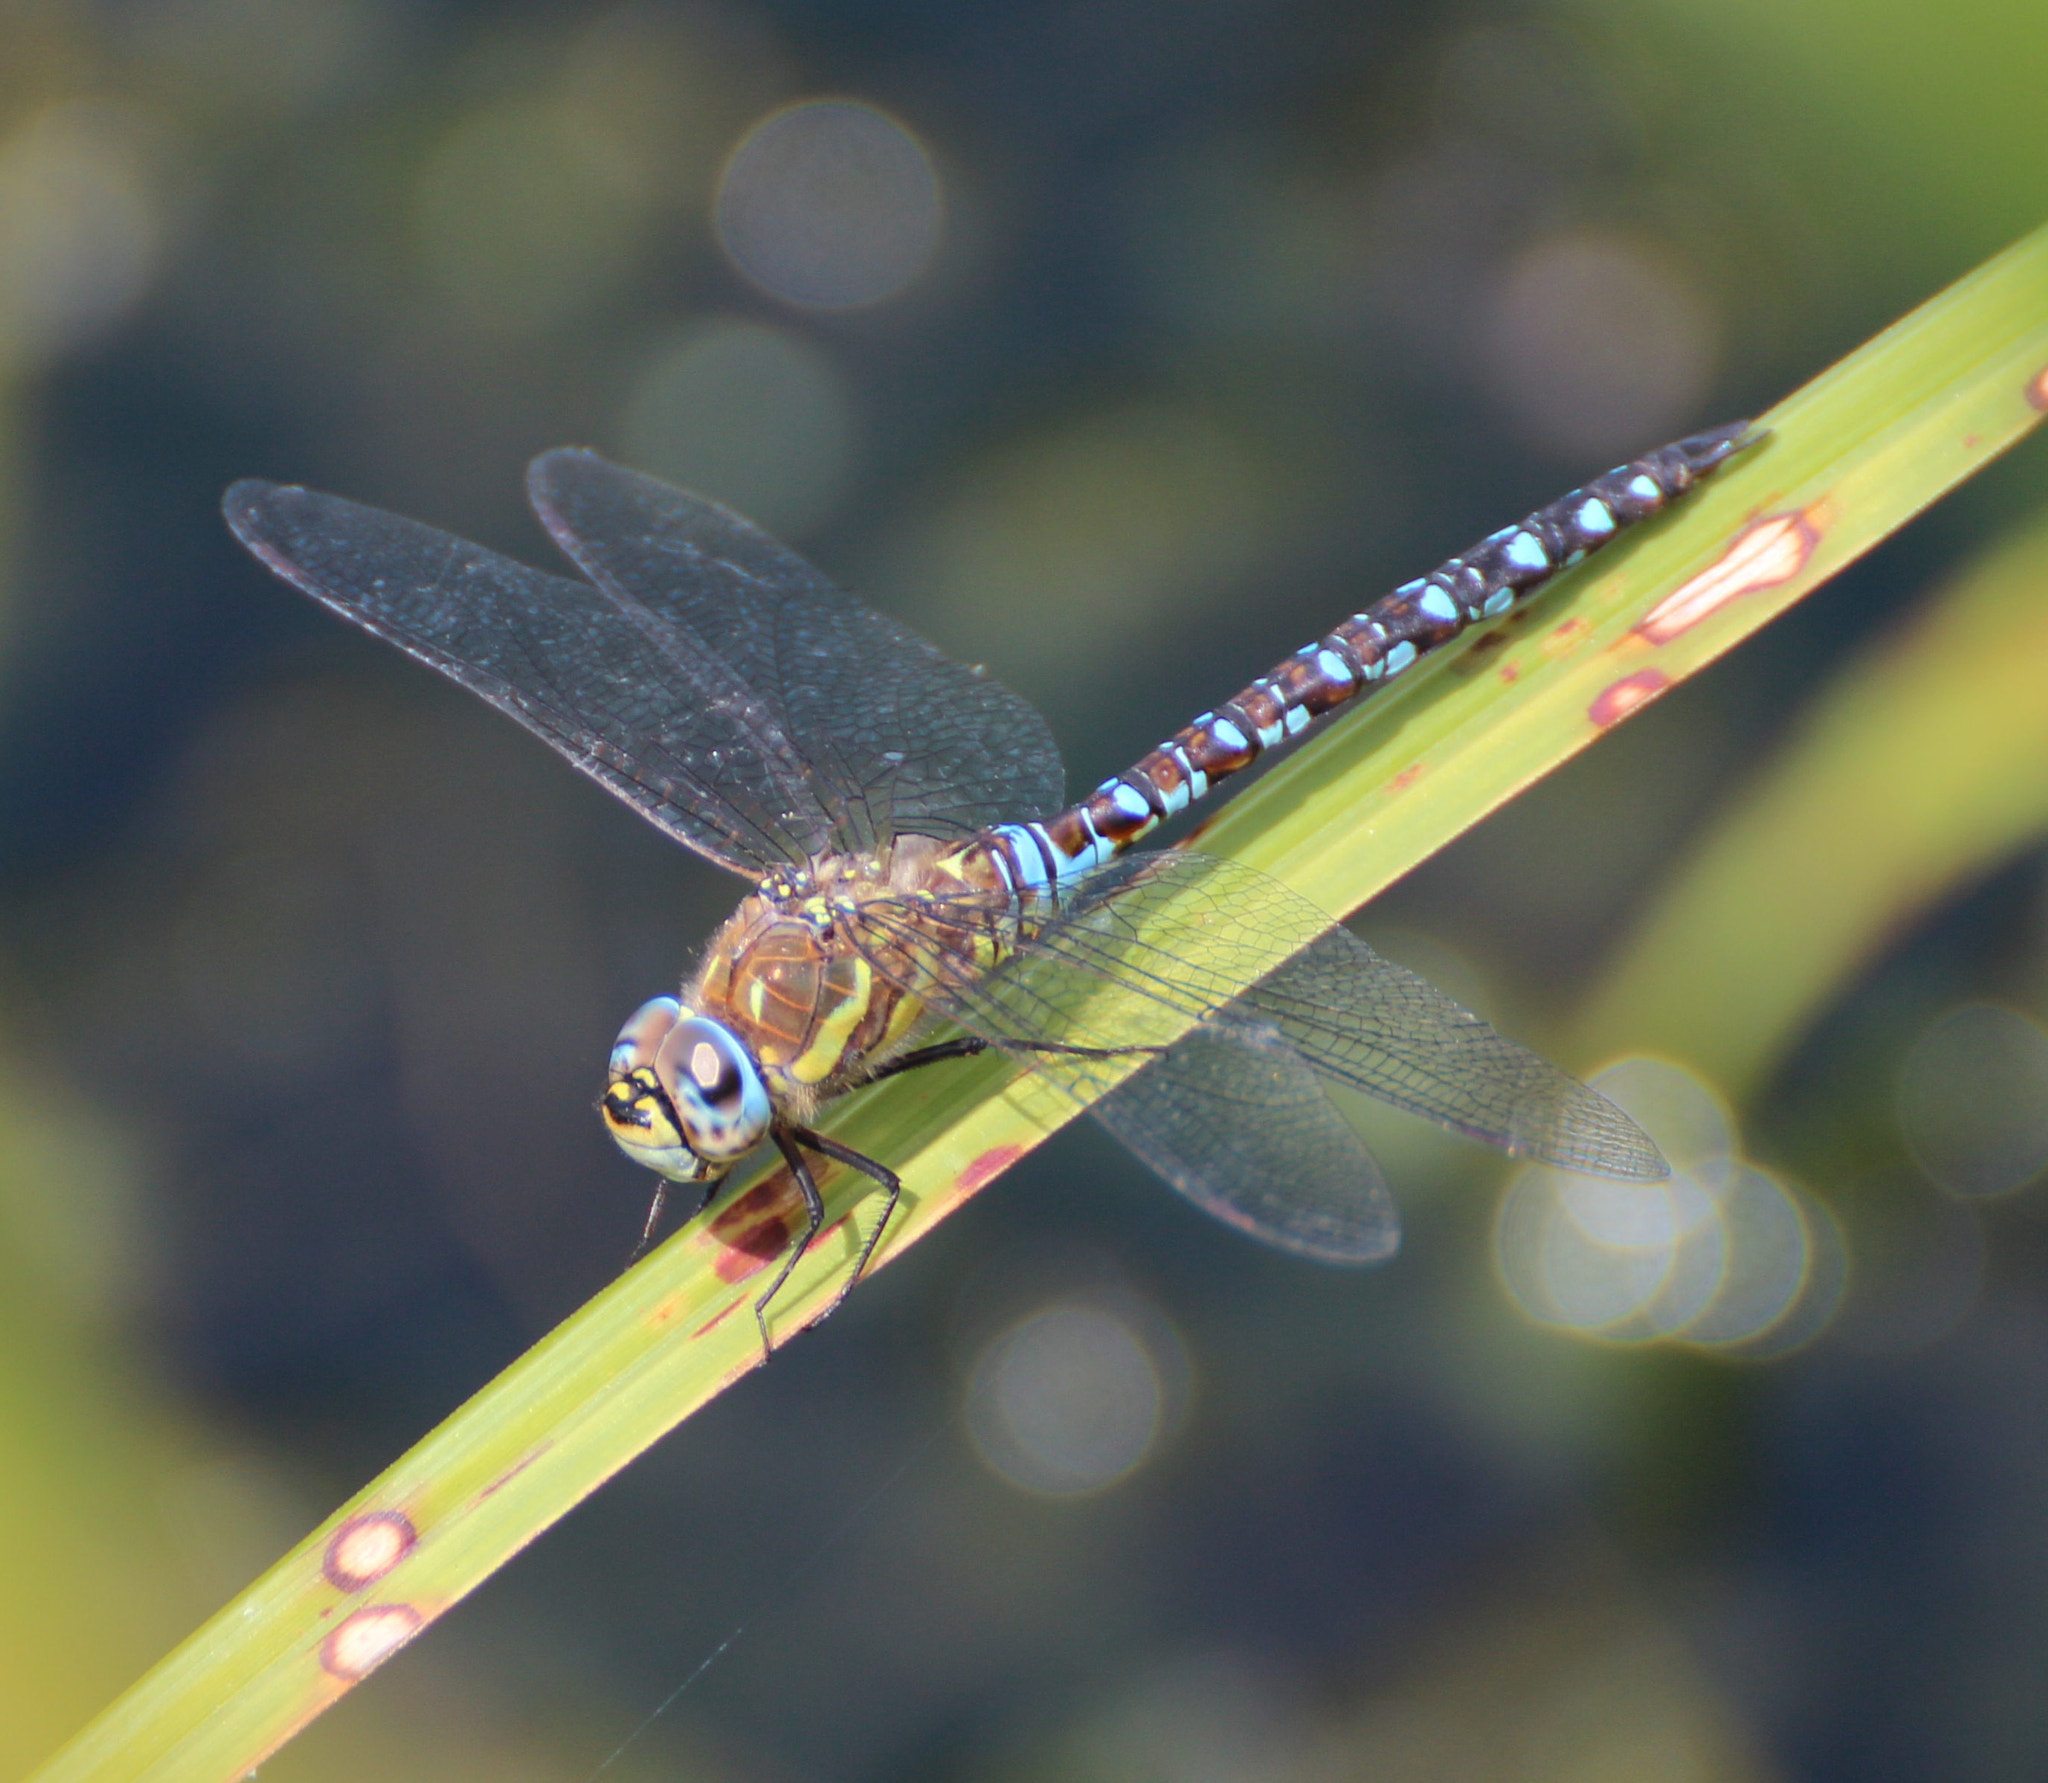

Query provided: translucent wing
[526,449,1066,850]
[224,478,833,877]
[1090,1010,1400,1264]
[852,849,1666,1181]
[1237,921,1667,1178]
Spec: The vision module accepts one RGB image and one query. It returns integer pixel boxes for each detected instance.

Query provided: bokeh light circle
[1711,1180,1847,1359]
[1479,228,1719,458]
[1496,1057,1843,1353]
[1497,1164,1722,1336]
[1676,1166,1813,1348]
[716,100,941,309]
[412,97,649,336]
[967,1301,1173,1497]
[1897,1002,2048,1197]
[620,317,856,535]
[0,102,159,366]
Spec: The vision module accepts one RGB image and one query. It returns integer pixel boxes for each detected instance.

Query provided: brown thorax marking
[686,835,1013,1110]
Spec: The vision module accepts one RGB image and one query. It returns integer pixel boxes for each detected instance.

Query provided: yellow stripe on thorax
[787,956,874,1086]
[878,986,924,1052]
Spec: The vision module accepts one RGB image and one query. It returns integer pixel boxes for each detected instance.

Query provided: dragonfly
[225,421,1752,1351]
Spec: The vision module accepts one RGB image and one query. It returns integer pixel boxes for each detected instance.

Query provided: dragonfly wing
[527,449,1067,850]
[852,849,1665,1180]
[1089,1010,1399,1264]
[1236,919,1667,1180]
[225,478,831,876]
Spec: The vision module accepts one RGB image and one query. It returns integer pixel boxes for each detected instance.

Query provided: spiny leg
[863,1036,1168,1088]
[790,1124,902,1327]
[862,1036,990,1084]
[624,1174,725,1267]
[793,1040,1170,1324]
[627,1181,671,1265]
[747,1038,1175,1352]
[1015,1040,1171,1064]
[756,1130,830,1358]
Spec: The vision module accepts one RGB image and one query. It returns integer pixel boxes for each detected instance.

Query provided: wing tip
[221,476,282,534]
[525,444,601,483]
[525,446,617,551]
[1309,1227,1403,1267]
[1556,1129,1671,1183]
[1615,1142,1673,1183]
[222,478,324,572]
[532,444,795,531]
[1514,1095,1671,1183]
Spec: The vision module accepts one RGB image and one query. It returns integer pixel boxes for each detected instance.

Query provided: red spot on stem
[708,1175,800,1283]
[1543,616,1591,658]
[958,1145,1025,1196]
[474,1446,550,1505]
[320,1604,422,1680]
[1589,668,1670,729]
[324,1512,416,1591]
[2027,365,2048,411]
[1635,511,1820,644]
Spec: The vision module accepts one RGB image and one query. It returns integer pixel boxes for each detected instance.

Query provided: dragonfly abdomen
[993,421,1753,891]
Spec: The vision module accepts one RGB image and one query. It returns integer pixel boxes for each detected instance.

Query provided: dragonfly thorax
[604,837,1015,1185]
[689,836,1008,1109]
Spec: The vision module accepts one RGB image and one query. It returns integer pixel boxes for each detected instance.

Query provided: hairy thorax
[686,834,1014,1112]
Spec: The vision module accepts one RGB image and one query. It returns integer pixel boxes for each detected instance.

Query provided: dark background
[3,1,2048,1778]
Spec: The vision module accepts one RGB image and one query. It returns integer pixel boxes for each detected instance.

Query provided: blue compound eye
[669,1021,744,1105]
[608,996,682,1080]
[600,996,715,1182]
[655,1017,772,1165]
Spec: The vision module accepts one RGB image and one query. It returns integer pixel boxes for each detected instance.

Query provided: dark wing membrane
[224,479,834,876]
[851,850,1666,1181]
[1090,1012,1400,1264]
[526,449,1066,851]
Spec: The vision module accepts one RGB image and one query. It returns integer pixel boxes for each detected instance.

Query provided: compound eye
[601,996,716,1182]
[609,997,682,1081]
[654,1017,770,1163]
[658,1018,746,1108]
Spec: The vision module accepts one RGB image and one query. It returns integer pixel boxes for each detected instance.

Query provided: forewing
[527,449,1066,850]
[224,479,832,875]
[1090,1012,1399,1264]
[852,850,1665,1180]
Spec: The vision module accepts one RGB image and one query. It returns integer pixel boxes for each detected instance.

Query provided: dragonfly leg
[624,1173,726,1267]
[863,1036,990,1084]
[753,1130,831,1357]
[1012,1040,1170,1063]
[626,1181,672,1265]
[786,1124,903,1332]
[748,1036,1173,1352]
[865,1036,1166,1089]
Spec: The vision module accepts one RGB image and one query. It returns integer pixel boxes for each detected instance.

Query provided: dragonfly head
[601,996,772,1181]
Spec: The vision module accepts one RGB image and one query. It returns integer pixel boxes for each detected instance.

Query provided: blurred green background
[3,1,2047,1778]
